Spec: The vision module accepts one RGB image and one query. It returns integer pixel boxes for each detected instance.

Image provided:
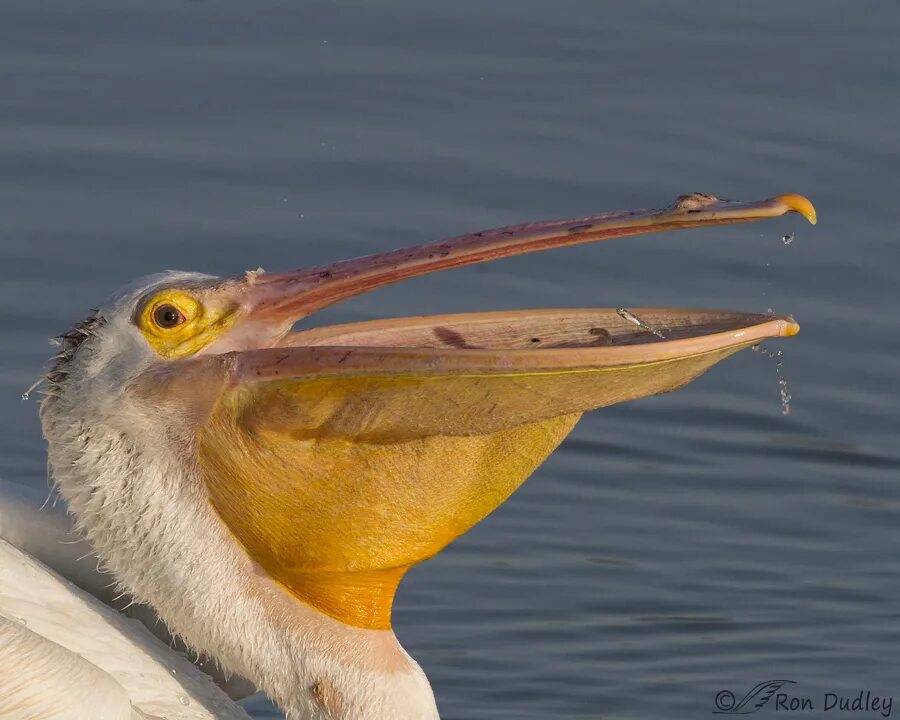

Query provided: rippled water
[2,2,898,718]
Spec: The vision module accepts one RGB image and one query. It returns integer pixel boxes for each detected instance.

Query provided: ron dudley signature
[714,681,893,718]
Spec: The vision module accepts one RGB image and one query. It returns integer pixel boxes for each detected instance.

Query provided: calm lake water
[2,2,899,718]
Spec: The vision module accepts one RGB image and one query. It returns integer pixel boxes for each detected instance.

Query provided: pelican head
[40,193,815,720]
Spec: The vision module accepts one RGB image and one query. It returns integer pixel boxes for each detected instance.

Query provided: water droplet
[776,360,792,416]
[782,233,794,245]
[21,376,44,401]
[751,344,793,415]
[170,668,177,676]
[178,696,190,706]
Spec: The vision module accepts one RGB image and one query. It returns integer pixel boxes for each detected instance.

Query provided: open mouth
[219,191,812,365]
[284,307,796,354]
[153,191,816,630]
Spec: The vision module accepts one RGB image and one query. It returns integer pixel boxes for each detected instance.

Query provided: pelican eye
[152,303,186,329]
[137,289,235,359]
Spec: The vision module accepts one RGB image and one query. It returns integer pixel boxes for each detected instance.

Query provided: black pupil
[154,304,182,328]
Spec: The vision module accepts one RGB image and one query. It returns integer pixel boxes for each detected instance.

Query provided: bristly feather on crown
[44,312,105,395]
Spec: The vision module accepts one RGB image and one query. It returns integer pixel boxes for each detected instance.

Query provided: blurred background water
[1,1,898,718]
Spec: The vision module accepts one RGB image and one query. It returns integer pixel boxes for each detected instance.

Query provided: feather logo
[714,680,796,714]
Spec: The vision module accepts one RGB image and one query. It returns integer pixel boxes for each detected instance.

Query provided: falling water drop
[21,376,44,401]
[751,343,792,414]
[782,233,794,245]
[178,696,190,707]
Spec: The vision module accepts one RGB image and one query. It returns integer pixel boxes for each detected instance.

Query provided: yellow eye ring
[151,302,186,330]
[138,291,201,338]
[136,289,236,359]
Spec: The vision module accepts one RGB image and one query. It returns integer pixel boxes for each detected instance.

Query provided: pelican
[0,192,815,719]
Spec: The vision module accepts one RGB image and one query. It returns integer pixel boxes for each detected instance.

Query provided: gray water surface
[2,2,899,718]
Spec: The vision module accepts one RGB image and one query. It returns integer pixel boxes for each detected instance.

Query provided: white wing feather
[0,477,253,720]
[0,613,135,720]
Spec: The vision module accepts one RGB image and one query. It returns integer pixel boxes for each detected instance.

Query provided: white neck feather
[42,392,439,720]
